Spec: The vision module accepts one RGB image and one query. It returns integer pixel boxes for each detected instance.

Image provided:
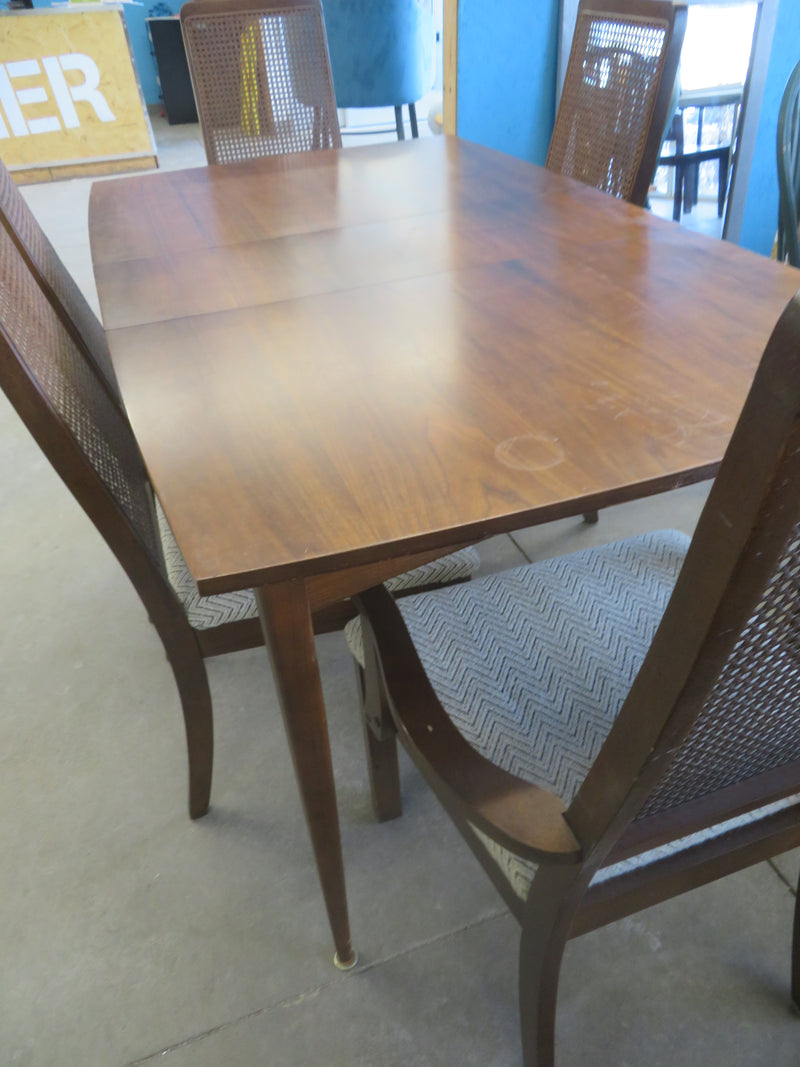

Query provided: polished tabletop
[89,137,799,597]
[89,136,800,966]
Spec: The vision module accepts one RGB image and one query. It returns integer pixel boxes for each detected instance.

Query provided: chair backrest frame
[0,214,226,818]
[180,0,342,166]
[0,159,123,407]
[0,221,192,655]
[354,286,800,901]
[569,292,800,872]
[547,0,688,207]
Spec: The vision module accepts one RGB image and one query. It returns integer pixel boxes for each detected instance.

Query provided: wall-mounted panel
[456,0,559,165]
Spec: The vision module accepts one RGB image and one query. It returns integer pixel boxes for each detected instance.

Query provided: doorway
[557,0,779,242]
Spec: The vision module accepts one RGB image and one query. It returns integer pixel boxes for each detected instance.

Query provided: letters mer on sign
[0,53,115,137]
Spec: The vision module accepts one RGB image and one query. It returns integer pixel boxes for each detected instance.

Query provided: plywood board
[0,8,156,179]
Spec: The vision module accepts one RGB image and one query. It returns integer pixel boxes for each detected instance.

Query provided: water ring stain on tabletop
[495,433,565,471]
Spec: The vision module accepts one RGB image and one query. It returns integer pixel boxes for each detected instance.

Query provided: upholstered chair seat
[367,531,689,785]
[347,529,683,688]
[365,528,799,899]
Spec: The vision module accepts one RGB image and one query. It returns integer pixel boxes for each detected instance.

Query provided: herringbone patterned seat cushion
[365,529,800,901]
[395,530,691,800]
[156,502,480,630]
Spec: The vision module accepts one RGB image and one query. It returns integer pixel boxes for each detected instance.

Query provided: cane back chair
[777,57,800,268]
[546,0,686,527]
[180,0,341,165]
[351,290,800,1064]
[0,163,121,405]
[548,0,688,208]
[0,162,477,820]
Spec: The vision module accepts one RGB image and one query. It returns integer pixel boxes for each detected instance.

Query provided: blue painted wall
[456,0,560,165]
[31,0,175,107]
[738,0,800,254]
[121,3,180,107]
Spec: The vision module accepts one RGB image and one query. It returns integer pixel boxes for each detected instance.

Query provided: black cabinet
[146,17,198,125]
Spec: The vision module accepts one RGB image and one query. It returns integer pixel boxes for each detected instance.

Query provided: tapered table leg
[256,578,357,969]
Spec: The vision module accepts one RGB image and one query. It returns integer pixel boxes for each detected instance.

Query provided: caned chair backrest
[0,160,121,403]
[0,215,183,628]
[570,292,800,867]
[547,0,687,207]
[777,58,800,268]
[180,0,342,166]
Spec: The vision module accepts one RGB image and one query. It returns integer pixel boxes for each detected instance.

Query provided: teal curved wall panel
[456,0,560,165]
[739,0,800,255]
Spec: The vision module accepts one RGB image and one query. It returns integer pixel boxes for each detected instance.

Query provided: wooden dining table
[88,135,800,969]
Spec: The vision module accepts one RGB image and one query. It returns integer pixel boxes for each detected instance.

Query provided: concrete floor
[1,115,798,1066]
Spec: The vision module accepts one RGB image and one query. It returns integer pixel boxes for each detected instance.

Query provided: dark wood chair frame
[353,292,800,1064]
[0,154,477,828]
[0,168,362,822]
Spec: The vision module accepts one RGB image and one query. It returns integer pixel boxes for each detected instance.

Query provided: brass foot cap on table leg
[333,950,358,971]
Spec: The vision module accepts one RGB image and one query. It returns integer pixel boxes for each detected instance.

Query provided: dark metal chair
[180,0,342,164]
[777,57,800,268]
[547,0,688,207]
[659,92,740,223]
[352,291,800,1065]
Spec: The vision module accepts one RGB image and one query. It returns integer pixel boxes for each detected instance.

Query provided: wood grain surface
[90,137,800,595]
[89,135,800,968]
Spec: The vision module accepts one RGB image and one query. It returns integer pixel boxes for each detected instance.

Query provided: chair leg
[394,105,406,141]
[409,102,419,139]
[177,670,214,820]
[792,872,800,1011]
[519,867,585,1066]
[164,630,214,819]
[717,153,730,218]
[672,164,683,222]
[357,640,402,822]
[582,510,599,525]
